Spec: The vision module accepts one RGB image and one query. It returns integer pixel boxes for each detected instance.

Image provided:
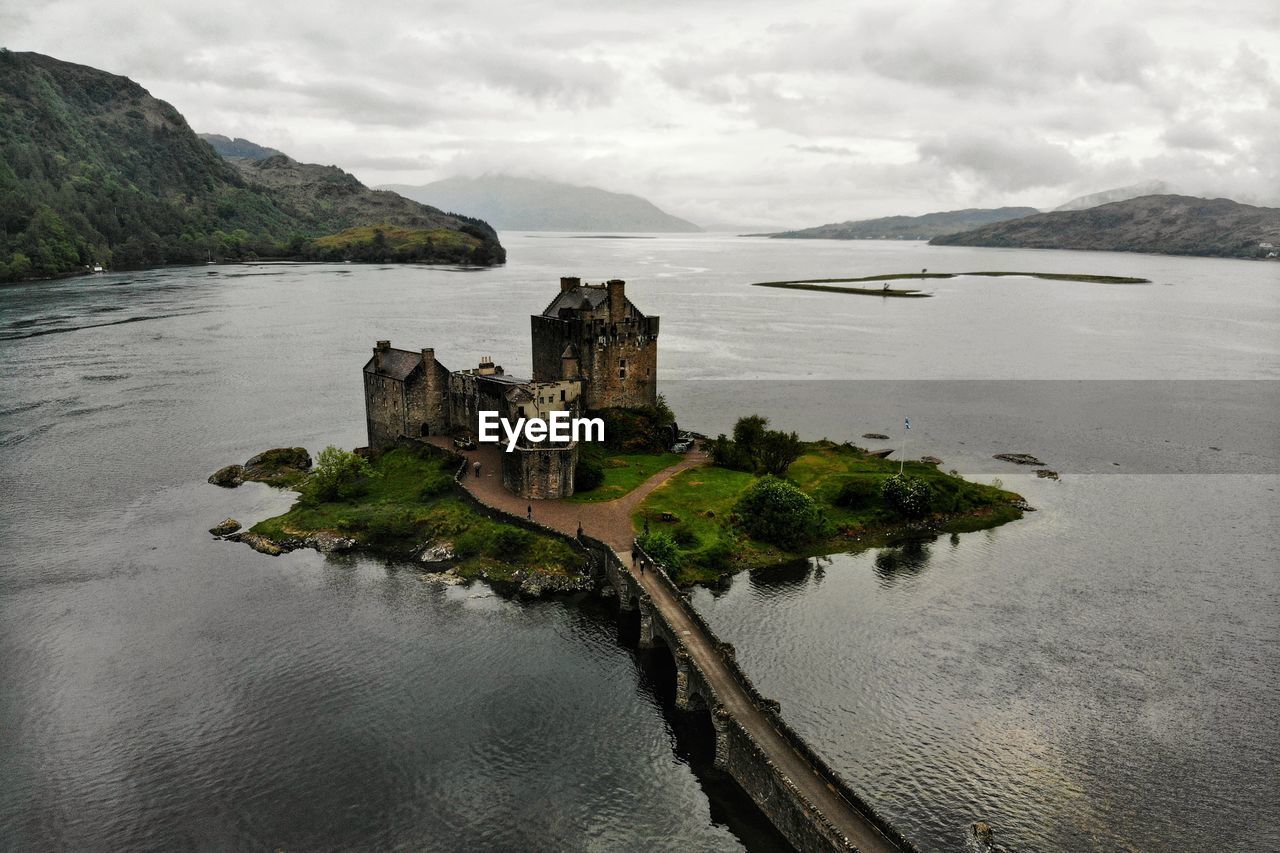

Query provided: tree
[638,530,682,572]
[711,415,802,476]
[758,429,802,476]
[733,476,824,549]
[309,445,376,502]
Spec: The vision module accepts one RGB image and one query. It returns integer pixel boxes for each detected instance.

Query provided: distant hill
[382,175,703,233]
[1054,180,1173,212]
[198,133,282,161]
[0,50,503,281]
[767,207,1039,240]
[225,154,483,237]
[931,195,1280,259]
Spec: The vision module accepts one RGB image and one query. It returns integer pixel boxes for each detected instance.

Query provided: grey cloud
[919,132,1082,192]
[1161,121,1232,151]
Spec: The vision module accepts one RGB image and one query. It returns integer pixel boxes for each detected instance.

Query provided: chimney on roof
[560,276,580,293]
[374,340,390,372]
[607,279,625,318]
[421,347,434,373]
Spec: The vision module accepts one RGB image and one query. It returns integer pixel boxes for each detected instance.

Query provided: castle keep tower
[530,277,660,410]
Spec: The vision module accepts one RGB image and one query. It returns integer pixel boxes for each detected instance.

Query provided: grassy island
[248,446,586,587]
[752,270,1149,295]
[635,435,1025,584]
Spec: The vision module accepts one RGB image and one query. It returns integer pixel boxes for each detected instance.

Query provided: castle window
[618,357,627,379]
[560,389,566,401]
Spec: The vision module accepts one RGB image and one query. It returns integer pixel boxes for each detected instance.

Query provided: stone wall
[501,443,578,499]
[364,372,407,449]
[404,350,450,436]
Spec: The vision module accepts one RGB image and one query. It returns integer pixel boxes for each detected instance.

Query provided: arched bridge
[604,547,916,853]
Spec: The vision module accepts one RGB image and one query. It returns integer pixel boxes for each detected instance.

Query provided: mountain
[198,133,282,160]
[223,154,482,237]
[382,175,703,233]
[0,50,503,282]
[767,207,1039,240]
[930,195,1280,259]
[1054,180,1173,212]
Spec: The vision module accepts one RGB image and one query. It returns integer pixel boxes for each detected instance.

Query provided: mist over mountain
[382,175,703,233]
[931,194,1280,259]
[1053,180,1174,212]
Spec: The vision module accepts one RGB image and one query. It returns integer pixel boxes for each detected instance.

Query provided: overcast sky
[5,0,1278,227]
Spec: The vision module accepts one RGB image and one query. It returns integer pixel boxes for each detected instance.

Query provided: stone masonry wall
[501,443,578,499]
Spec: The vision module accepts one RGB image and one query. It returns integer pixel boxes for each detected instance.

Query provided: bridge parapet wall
[630,542,919,853]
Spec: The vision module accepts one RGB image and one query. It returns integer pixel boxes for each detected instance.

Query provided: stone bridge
[429,437,916,852]
[601,545,916,853]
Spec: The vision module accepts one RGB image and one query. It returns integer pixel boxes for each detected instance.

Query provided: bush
[711,415,802,476]
[574,456,605,492]
[734,476,824,549]
[491,526,533,563]
[638,530,682,571]
[418,477,453,502]
[835,475,884,510]
[881,474,932,519]
[364,510,415,545]
[309,445,376,502]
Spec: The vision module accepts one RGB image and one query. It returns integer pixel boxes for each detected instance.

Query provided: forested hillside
[0,50,503,281]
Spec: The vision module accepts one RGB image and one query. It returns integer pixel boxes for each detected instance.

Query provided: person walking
[526,504,532,521]
[473,461,481,478]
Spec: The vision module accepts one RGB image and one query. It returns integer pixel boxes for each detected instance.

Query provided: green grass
[752,270,1150,288]
[635,441,1025,582]
[311,224,480,253]
[566,451,682,503]
[250,447,584,581]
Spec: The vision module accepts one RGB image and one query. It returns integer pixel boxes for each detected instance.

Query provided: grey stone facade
[362,276,658,499]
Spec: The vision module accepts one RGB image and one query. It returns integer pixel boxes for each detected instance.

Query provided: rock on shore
[209,518,241,536]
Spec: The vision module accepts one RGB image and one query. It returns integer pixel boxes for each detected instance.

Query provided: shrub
[711,415,802,476]
[638,530,682,571]
[574,456,605,492]
[309,445,376,502]
[418,477,453,502]
[835,475,884,510]
[491,526,533,563]
[733,476,824,549]
[364,510,415,545]
[881,474,932,519]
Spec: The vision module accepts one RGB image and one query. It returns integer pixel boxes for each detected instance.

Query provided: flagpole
[900,417,908,475]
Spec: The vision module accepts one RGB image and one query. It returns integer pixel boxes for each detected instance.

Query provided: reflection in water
[872,537,935,586]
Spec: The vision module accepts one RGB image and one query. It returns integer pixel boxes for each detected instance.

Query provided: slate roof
[540,285,610,318]
[363,348,423,381]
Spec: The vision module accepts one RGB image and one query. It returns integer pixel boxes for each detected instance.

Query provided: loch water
[1,235,1277,851]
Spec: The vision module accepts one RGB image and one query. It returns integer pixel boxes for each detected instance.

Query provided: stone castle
[363,277,659,499]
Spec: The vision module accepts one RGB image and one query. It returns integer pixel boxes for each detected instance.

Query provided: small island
[211,276,1028,595]
[751,270,1150,298]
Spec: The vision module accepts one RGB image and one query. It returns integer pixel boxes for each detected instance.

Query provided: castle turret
[561,343,580,379]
